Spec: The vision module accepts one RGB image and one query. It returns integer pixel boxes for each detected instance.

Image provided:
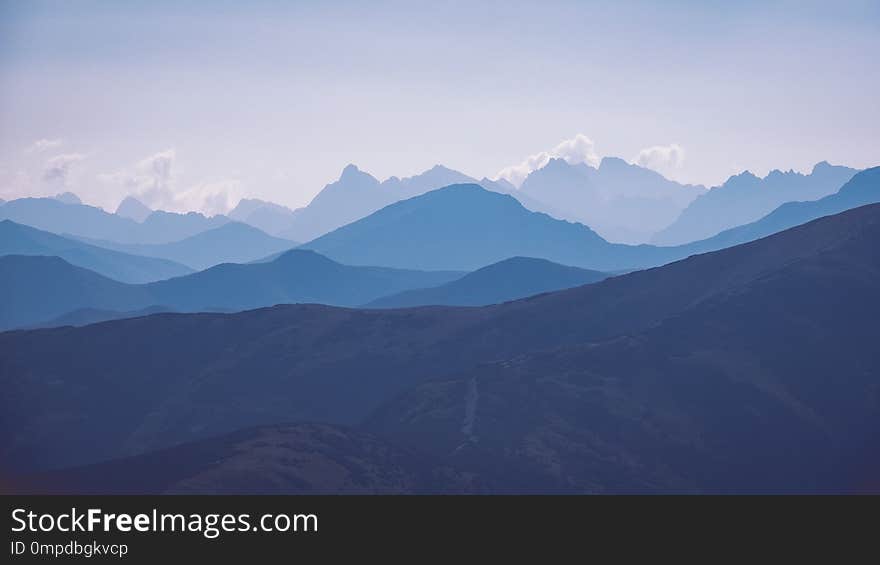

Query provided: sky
[1,0,878,214]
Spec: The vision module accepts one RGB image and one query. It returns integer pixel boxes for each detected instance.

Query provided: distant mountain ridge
[517,157,706,243]
[0,197,230,244]
[279,164,476,242]
[74,222,297,270]
[0,249,463,330]
[0,220,193,284]
[367,256,609,308]
[301,183,673,271]
[652,161,858,245]
[678,165,880,255]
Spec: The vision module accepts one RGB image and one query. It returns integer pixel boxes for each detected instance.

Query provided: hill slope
[0,220,193,283]
[652,161,857,245]
[303,183,678,271]
[77,222,297,270]
[0,250,462,330]
[3,204,879,479]
[367,257,608,308]
[0,197,229,244]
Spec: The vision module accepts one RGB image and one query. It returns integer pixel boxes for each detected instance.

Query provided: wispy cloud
[495,134,600,187]
[26,139,64,153]
[42,153,86,185]
[633,144,685,176]
[99,149,241,215]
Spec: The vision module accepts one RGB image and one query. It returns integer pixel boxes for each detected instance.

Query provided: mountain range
[3,202,879,494]
[0,220,193,283]
[516,157,706,243]
[0,249,463,330]
[74,222,297,271]
[302,183,678,272]
[652,161,857,245]
[0,196,230,244]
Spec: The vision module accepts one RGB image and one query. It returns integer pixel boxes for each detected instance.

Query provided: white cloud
[633,143,685,176]
[42,153,86,185]
[98,149,241,215]
[26,138,63,153]
[495,134,600,187]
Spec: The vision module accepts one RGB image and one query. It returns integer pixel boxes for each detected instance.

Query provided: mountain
[3,203,879,483]
[0,196,230,244]
[0,255,153,329]
[516,157,706,243]
[144,249,462,312]
[0,249,463,330]
[652,161,858,245]
[115,196,152,222]
[679,166,880,256]
[33,305,175,329]
[302,183,677,272]
[53,191,82,205]
[279,165,478,242]
[0,220,193,284]
[228,198,298,236]
[367,257,609,308]
[7,423,467,494]
[77,222,298,271]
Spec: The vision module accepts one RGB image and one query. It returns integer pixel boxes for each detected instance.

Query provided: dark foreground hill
[367,257,608,308]
[5,423,470,494]
[2,204,880,492]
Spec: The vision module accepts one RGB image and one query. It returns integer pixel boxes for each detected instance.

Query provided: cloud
[42,153,86,185]
[495,134,600,187]
[633,144,685,176]
[26,138,63,153]
[99,149,241,215]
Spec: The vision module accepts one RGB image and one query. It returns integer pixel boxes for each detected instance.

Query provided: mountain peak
[54,192,82,205]
[598,156,629,170]
[116,196,152,222]
[340,163,362,178]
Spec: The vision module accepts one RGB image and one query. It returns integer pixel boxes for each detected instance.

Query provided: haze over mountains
[0,220,193,283]
[74,222,297,271]
[653,161,858,245]
[518,157,706,243]
[0,249,462,330]
[302,183,677,271]
[0,196,231,244]
[367,257,608,308]
[3,203,879,493]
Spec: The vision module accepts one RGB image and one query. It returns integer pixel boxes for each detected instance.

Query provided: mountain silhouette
[367,256,608,308]
[517,157,705,243]
[0,197,230,244]
[0,249,463,329]
[3,203,879,486]
[652,161,857,245]
[0,220,193,283]
[228,198,298,236]
[115,196,152,222]
[76,222,297,270]
[302,183,681,271]
[0,255,152,329]
[678,166,880,255]
[279,164,481,242]
[33,305,175,329]
[53,192,82,205]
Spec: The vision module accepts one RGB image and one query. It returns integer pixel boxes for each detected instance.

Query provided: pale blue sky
[1,0,878,212]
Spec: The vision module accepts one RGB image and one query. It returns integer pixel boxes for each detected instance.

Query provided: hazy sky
[1,0,878,213]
